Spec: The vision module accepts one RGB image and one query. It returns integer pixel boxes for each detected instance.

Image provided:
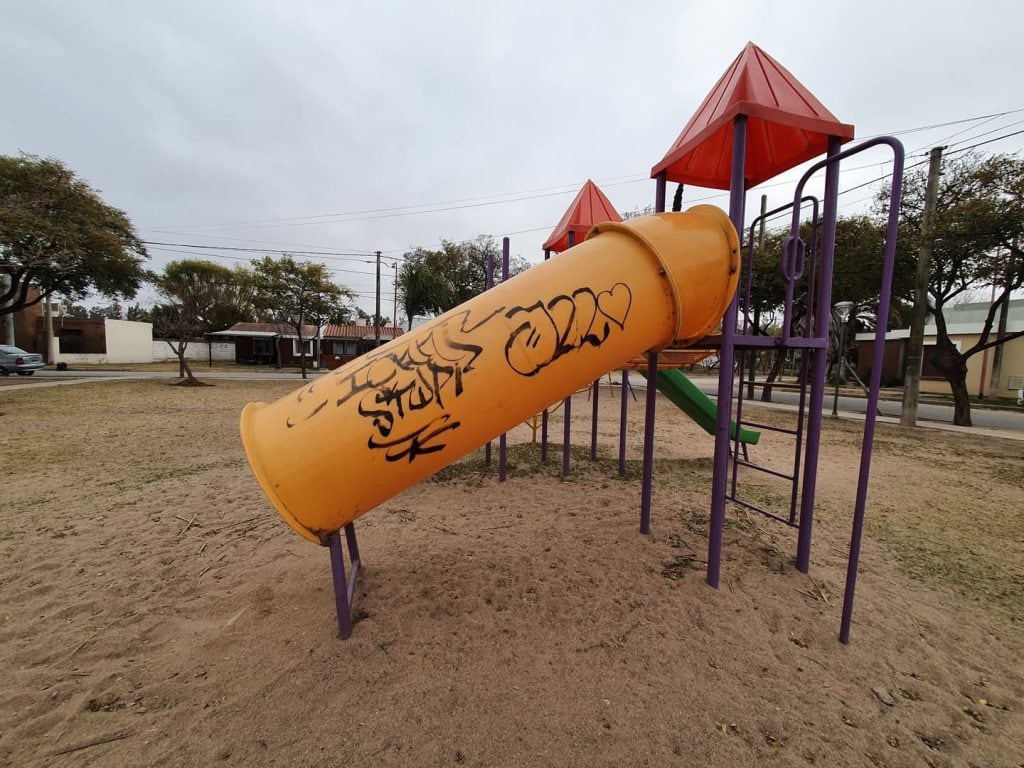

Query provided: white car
[0,345,45,376]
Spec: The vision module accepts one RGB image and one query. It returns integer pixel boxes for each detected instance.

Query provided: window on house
[332,340,359,356]
[292,338,315,357]
[253,338,273,356]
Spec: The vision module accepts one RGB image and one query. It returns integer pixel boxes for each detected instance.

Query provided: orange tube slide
[240,206,739,543]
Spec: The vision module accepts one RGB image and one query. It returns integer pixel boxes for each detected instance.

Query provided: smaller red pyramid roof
[651,43,855,189]
[543,180,622,253]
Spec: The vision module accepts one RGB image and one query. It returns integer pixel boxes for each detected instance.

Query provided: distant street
[626,373,1024,434]
[8,368,1024,435]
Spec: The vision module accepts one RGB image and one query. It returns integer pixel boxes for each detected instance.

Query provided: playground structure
[240,43,904,645]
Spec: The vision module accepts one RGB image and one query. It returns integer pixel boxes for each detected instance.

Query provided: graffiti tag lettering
[285,307,502,462]
[504,282,631,376]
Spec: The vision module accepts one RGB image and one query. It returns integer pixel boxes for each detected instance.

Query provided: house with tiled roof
[208,322,320,367]
[208,321,405,369]
[321,323,404,369]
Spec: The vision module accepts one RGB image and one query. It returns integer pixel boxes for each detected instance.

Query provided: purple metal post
[654,171,667,214]
[795,137,842,573]
[590,377,599,460]
[498,237,510,482]
[639,353,658,533]
[618,369,629,475]
[561,232,576,478]
[327,522,361,640]
[707,114,747,589]
[484,244,495,466]
[637,171,668,532]
[840,138,905,643]
[540,249,548,462]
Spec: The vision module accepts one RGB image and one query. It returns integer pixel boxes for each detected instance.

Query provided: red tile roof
[323,324,404,340]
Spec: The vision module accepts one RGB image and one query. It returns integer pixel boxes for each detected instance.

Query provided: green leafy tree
[396,248,455,330]
[396,236,530,329]
[751,215,912,399]
[151,259,247,383]
[886,152,1024,425]
[0,154,147,316]
[251,255,354,379]
[354,307,392,327]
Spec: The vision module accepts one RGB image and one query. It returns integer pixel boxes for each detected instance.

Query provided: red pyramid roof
[542,179,622,253]
[651,43,855,189]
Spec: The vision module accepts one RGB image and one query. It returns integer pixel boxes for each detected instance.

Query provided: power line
[147,172,647,231]
[143,111,1024,263]
[141,240,393,261]
[145,245,383,278]
[148,177,649,234]
[150,110,1024,235]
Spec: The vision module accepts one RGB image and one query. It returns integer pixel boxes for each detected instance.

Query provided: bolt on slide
[240,205,739,543]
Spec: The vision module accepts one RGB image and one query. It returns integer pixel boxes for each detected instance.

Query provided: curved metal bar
[838,137,905,643]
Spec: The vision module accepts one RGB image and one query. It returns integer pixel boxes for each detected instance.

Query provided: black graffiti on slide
[285,306,503,463]
[503,283,632,377]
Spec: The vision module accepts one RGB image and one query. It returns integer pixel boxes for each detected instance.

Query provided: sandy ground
[0,379,1022,768]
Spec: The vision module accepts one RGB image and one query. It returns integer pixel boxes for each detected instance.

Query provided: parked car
[0,345,45,376]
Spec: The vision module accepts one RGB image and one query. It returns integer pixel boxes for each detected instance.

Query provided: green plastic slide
[640,368,761,446]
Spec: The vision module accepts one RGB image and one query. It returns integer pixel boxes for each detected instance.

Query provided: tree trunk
[166,339,197,383]
[761,350,784,402]
[928,338,972,426]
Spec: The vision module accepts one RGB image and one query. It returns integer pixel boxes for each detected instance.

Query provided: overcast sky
[2,0,1020,320]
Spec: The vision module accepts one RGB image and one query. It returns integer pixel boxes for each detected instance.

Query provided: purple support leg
[637,171,668,533]
[561,395,572,478]
[540,248,551,463]
[484,244,495,466]
[498,237,510,481]
[619,369,629,475]
[639,353,658,534]
[654,171,667,214]
[327,522,361,640]
[590,378,599,460]
[707,115,747,589]
[796,137,842,574]
[560,232,576,478]
[840,139,905,643]
[541,410,549,463]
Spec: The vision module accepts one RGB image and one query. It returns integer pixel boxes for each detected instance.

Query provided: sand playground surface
[1,378,1022,767]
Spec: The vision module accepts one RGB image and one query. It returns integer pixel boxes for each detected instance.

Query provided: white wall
[54,319,153,365]
[104,320,153,363]
[152,340,235,362]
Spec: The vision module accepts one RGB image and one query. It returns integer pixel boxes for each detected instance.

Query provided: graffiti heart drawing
[504,282,632,377]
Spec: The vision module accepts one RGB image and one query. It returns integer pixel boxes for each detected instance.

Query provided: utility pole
[374,250,382,347]
[901,146,943,427]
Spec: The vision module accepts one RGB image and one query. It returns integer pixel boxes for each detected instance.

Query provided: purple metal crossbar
[326,523,361,640]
